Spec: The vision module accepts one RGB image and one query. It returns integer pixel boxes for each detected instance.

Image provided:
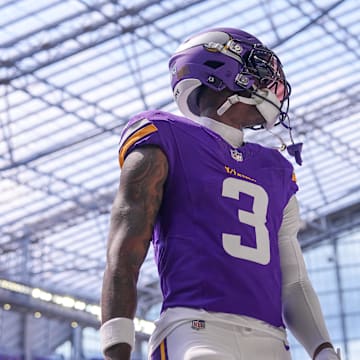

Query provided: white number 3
[222,177,270,265]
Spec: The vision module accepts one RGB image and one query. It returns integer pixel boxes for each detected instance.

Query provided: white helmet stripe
[173,78,202,120]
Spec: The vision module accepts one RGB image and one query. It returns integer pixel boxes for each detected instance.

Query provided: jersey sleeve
[287,165,298,199]
[118,110,171,167]
[274,149,299,207]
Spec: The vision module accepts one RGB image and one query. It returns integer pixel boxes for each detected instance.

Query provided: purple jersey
[119,110,298,328]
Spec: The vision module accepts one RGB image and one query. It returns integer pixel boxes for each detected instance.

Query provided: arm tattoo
[101,146,168,322]
[115,145,167,244]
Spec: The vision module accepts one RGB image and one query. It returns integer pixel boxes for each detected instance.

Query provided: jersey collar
[197,116,244,148]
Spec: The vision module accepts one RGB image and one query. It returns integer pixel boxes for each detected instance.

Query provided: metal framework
[0,0,359,358]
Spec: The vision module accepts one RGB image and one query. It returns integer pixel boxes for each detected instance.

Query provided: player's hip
[148,307,289,360]
[149,318,291,360]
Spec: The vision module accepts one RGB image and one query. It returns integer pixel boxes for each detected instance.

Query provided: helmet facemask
[244,45,291,129]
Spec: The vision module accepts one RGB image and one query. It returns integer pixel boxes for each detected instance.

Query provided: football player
[100,28,340,360]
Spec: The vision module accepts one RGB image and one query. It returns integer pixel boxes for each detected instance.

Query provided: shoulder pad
[128,109,174,124]
[120,110,180,150]
[119,110,176,167]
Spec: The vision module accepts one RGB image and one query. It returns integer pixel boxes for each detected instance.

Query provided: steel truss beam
[288,0,360,58]
[272,0,346,47]
[0,288,99,328]
[1,92,358,246]
[0,0,208,84]
[300,201,360,250]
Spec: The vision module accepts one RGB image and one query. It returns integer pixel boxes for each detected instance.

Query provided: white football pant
[150,319,292,360]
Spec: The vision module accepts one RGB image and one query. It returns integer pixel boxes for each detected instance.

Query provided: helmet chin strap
[216,88,281,129]
[216,89,303,165]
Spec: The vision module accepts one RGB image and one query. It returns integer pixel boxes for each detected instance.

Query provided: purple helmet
[169,28,291,128]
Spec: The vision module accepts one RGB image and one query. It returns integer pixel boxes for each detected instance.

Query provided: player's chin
[249,111,266,128]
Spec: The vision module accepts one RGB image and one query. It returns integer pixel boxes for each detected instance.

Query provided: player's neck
[198,116,244,148]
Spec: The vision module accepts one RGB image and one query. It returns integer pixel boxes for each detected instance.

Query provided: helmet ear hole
[187,85,207,117]
[194,85,206,106]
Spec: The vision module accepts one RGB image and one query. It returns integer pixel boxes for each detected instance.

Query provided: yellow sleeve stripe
[292,172,297,182]
[119,117,152,149]
[118,123,158,167]
[160,340,167,359]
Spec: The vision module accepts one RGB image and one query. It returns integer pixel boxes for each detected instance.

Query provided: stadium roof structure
[0,0,359,354]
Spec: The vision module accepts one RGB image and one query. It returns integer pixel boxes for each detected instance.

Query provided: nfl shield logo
[191,320,206,330]
[230,149,243,162]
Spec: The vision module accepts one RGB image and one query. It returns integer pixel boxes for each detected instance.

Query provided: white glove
[315,348,341,360]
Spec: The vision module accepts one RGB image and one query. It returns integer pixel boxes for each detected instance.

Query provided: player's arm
[100,146,168,360]
[279,196,340,360]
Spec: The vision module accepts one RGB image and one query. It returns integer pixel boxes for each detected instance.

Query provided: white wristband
[100,317,135,353]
